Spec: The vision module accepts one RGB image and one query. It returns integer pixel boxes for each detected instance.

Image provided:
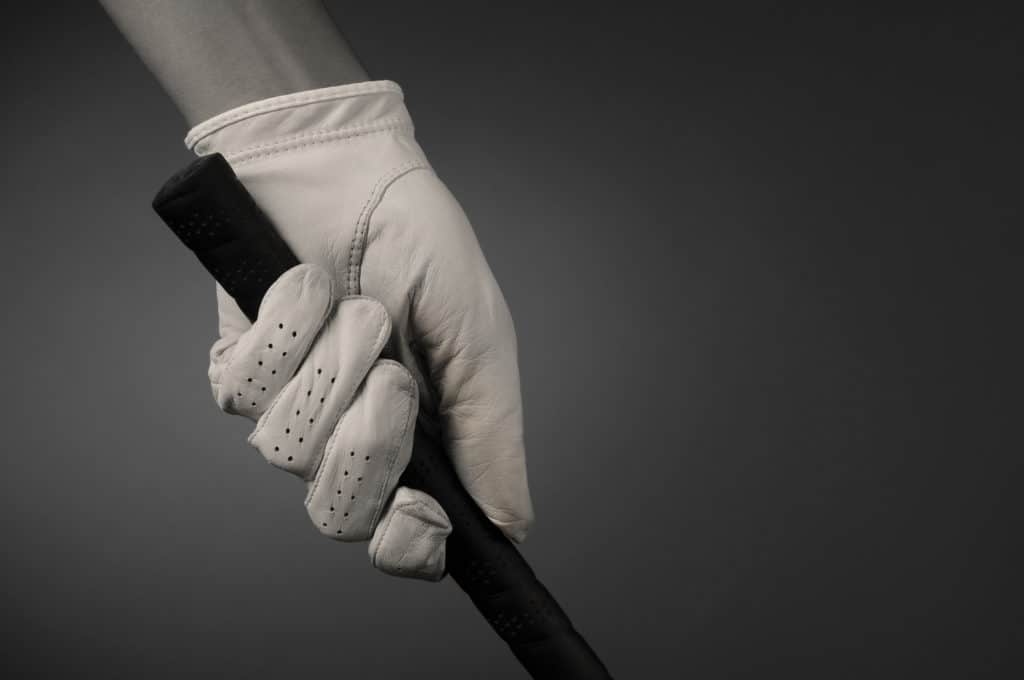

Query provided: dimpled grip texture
[152,153,612,680]
[152,153,300,321]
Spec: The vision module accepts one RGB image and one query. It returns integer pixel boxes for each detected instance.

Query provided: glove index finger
[213,263,334,419]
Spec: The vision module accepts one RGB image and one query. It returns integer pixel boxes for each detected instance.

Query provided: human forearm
[100,0,368,125]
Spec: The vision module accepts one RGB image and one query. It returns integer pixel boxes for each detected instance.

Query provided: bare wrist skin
[100,0,369,126]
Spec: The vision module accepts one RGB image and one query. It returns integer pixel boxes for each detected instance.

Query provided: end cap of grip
[151,153,300,322]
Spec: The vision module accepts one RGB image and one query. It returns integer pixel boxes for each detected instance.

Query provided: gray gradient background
[1,2,1019,678]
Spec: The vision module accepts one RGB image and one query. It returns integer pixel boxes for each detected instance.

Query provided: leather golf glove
[189,80,533,580]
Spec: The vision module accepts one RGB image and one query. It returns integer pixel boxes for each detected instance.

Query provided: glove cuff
[183,80,414,161]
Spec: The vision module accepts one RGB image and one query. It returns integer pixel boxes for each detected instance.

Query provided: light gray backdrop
[1,3,1018,678]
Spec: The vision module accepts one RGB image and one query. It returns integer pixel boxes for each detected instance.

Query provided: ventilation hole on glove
[285,428,290,434]
[322,522,327,527]
[287,456,293,461]
[292,331,297,337]
[331,377,336,383]
[236,392,242,397]
[343,470,348,476]
[261,387,266,392]
[271,370,277,375]
[349,451,354,457]
[336,490,341,495]
[281,351,287,357]
[357,477,363,482]
[317,368,322,375]
[320,397,325,403]
[329,506,334,512]
[336,529,342,535]
[299,437,304,443]
[343,512,349,517]
[278,323,283,329]
[247,377,252,382]
[258,361,263,366]
[251,401,256,407]
[351,495,356,500]
[296,410,300,416]
[309,418,314,424]
[365,455,370,461]
[274,446,279,452]
[268,343,273,349]
[307,390,312,397]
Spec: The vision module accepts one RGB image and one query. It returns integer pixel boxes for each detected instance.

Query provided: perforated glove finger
[303,361,423,542]
[209,264,334,419]
[246,295,393,478]
[208,265,449,578]
[285,354,451,579]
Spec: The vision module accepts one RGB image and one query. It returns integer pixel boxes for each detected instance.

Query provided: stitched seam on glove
[224,117,411,159]
[185,80,404,150]
[227,121,414,165]
[346,161,432,296]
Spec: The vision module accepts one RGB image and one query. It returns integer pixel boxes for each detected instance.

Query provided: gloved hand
[189,80,533,580]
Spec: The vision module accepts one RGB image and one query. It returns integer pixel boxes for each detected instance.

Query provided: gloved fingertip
[474,488,534,544]
[491,515,532,544]
[369,487,451,581]
[259,263,335,321]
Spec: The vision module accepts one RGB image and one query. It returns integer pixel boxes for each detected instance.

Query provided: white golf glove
[189,80,533,580]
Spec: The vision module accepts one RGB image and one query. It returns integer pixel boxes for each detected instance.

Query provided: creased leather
[191,80,533,580]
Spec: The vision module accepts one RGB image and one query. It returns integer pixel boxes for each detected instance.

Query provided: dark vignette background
[1,2,1019,678]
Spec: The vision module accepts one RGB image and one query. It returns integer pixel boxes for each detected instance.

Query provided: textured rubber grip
[152,154,612,680]
[152,154,300,320]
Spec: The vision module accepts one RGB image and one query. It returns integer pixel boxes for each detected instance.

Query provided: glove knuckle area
[369,486,451,581]
[214,264,334,419]
[304,360,418,541]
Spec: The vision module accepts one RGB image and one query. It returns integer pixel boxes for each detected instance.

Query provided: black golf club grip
[152,153,612,680]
